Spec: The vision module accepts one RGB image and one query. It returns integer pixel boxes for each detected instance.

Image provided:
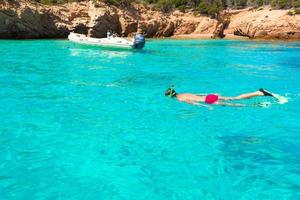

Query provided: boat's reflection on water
[99,50,133,59]
[69,45,144,59]
[68,47,135,59]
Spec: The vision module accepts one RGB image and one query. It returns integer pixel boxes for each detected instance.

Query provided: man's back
[176,93,206,103]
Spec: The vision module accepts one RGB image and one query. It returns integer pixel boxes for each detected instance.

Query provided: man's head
[165,86,177,98]
[137,28,143,34]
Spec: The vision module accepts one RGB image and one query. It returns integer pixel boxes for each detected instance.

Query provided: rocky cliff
[0,0,299,40]
[225,8,300,39]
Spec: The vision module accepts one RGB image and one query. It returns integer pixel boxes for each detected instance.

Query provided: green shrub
[173,0,187,7]
[157,0,174,11]
[189,0,201,7]
[256,0,264,6]
[40,0,57,4]
[271,0,277,7]
[102,0,134,6]
[294,0,300,8]
[198,1,209,14]
[177,5,187,12]
[197,1,221,16]
[287,10,294,15]
[263,0,272,5]
[236,0,247,8]
[207,3,219,15]
[295,8,300,14]
[193,11,199,16]
[144,0,157,3]
[278,0,287,8]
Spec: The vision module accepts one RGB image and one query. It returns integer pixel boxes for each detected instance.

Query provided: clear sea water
[0,39,300,200]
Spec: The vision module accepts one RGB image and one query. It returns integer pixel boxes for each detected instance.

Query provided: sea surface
[0,39,300,200]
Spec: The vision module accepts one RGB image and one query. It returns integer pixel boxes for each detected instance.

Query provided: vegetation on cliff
[33,0,300,17]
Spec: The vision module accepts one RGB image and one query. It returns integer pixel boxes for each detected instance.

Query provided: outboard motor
[133,34,145,49]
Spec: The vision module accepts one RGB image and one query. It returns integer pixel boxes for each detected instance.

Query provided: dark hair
[165,87,176,98]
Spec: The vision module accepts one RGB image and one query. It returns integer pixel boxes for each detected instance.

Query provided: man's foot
[259,88,274,97]
[259,88,288,104]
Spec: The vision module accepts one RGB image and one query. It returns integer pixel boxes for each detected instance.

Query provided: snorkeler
[165,86,280,107]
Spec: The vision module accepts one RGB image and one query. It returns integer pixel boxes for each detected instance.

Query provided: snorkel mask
[168,85,175,98]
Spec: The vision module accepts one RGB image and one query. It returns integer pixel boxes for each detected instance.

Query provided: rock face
[0,1,299,40]
[225,8,300,39]
[0,1,68,38]
[211,12,230,38]
[0,0,216,39]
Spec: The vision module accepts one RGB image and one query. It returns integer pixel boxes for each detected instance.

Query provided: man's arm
[217,102,245,107]
[185,100,213,109]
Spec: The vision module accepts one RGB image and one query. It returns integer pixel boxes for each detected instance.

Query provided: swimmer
[165,86,280,107]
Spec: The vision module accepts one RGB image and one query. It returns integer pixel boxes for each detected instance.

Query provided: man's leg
[219,91,264,100]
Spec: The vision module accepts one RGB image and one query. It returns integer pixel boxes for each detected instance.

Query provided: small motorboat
[68,32,145,50]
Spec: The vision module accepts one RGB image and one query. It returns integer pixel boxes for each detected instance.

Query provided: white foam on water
[272,93,288,104]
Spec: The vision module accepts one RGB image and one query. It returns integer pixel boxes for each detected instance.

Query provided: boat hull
[68,33,138,49]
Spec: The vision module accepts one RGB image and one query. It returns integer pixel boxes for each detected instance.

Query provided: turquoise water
[0,39,300,199]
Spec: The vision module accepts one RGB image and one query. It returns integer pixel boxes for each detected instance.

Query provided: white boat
[68,32,145,49]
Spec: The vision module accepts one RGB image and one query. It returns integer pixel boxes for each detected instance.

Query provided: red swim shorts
[205,94,219,104]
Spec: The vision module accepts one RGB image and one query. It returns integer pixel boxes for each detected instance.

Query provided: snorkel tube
[169,85,174,97]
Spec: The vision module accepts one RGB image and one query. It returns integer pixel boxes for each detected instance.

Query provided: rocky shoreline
[0,0,299,40]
